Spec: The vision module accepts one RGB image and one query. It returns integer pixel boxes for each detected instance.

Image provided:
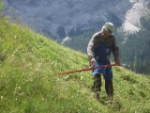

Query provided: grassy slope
[0,18,150,113]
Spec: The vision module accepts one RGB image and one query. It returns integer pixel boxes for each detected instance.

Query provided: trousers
[92,74,113,97]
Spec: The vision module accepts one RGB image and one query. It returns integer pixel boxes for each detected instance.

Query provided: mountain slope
[0,18,150,113]
[122,0,150,34]
[4,0,150,39]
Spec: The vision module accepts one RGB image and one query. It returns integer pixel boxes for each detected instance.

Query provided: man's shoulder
[93,32,102,38]
[109,34,116,40]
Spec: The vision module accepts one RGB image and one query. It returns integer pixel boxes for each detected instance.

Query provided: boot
[94,91,100,101]
[92,74,102,100]
[105,80,113,98]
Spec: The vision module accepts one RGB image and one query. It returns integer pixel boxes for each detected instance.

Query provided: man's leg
[105,80,113,97]
[92,74,102,100]
[104,66,114,98]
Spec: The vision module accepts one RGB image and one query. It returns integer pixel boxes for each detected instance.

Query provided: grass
[0,17,150,113]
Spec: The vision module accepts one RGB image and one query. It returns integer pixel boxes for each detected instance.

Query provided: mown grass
[0,17,150,113]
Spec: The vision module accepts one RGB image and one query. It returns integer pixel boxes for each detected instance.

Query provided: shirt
[87,31,119,61]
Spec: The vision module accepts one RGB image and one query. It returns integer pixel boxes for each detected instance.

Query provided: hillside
[0,18,150,113]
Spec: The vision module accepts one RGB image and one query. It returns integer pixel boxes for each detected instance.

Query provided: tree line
[118,14,150,74]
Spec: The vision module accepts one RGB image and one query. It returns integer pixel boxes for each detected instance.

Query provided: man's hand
[90,58,96,68]
[115,59,121,66]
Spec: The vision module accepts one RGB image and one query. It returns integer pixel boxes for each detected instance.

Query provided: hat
[103,22,114,34]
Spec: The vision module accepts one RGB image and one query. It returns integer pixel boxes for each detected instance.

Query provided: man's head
[102,22,114,38]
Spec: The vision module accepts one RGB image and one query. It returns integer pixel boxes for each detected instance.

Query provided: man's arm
[87,32,100,60]
[87,35,95,60]
[87,33,100,67]
[112,36,121,65]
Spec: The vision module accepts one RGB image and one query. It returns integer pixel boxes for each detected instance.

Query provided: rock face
[3,0,150,39]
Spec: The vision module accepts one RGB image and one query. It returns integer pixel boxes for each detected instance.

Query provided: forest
[119,14,150,74]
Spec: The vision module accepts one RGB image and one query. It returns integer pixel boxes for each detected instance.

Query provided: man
[87,22,121,101]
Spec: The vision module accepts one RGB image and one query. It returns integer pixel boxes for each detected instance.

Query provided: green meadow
[0,17,150,113]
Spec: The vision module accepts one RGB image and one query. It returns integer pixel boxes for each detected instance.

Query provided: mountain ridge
[3,0,149,39]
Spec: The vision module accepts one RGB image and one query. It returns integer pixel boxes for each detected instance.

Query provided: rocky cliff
[3,0,150,39]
